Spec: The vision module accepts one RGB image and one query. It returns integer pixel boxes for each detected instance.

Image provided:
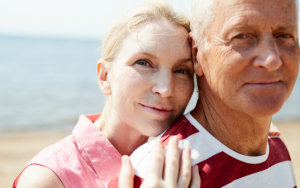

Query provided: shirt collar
[72,114,122,186]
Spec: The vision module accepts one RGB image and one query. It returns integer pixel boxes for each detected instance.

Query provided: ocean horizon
[1,35,299,134]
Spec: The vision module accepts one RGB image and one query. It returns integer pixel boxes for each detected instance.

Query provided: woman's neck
[94,106,149,156]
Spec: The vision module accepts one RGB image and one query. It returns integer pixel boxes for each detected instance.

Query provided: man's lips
[244,80,283,91]
[139,103,173,117]
[245,79,282,85]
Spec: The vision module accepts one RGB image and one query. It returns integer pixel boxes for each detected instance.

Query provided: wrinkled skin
[192,0,300,156]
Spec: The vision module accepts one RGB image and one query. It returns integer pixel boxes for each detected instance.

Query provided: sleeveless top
[13,114,122,188]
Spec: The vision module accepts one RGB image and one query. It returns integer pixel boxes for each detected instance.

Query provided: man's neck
[191,84,272,156]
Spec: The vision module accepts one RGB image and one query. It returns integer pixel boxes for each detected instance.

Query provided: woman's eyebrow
[139,52,191,64]
[177,58,192,64]
[140,52,158,60]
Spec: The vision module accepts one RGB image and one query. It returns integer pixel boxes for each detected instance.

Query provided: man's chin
[240,97,285,118]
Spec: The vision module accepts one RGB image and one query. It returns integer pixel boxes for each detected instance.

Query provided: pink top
[13,114,122,188]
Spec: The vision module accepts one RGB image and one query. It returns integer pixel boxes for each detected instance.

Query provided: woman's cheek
[112,69,151,103]
[177,76,194,98]
[172,77,194,113]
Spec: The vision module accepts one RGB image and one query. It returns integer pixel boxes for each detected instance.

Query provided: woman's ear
[189,33,203,77]
[97,59,112,95]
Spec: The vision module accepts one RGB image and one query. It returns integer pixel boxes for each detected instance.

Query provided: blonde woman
[14,1,200,188]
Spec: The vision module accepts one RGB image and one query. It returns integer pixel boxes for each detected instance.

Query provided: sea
[0,35,300,134]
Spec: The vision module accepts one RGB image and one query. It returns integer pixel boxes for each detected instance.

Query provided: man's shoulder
[268,137,292,161]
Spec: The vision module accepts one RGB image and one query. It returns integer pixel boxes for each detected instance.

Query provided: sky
[0,0,191,40]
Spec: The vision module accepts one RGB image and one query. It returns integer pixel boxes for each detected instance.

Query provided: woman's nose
[152,71,173,98]
[253,36,282,72]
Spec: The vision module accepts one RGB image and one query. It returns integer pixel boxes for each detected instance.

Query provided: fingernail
[122,156,128,167]
[156,138,162,144]
[194,165,199,172]
[184,146,191,154]
[172,136,178,144]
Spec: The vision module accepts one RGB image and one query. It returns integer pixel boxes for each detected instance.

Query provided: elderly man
[127,0,299,187]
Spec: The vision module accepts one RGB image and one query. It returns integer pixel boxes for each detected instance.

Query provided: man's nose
[253,36,282,72]
[152,71,173,98]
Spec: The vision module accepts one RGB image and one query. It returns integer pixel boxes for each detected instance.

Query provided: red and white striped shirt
[129,113,297,188]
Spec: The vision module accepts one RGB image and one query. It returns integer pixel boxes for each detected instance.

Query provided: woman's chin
[137,120,171,137]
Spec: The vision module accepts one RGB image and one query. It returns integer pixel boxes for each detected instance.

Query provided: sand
[0,121,299,188]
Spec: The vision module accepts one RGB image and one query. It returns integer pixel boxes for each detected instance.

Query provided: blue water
[0,36,299,133]
[0,36,105,132]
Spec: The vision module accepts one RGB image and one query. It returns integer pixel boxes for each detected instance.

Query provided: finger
[147,138,164,179]
[190,165,201,188]
[164,136,180,186]
[269,123,280,136]
[269,131,280,137]
[118,155,134,188]
[177,146,192,188]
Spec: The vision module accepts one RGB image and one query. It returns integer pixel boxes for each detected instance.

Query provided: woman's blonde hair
[101,0,190,65]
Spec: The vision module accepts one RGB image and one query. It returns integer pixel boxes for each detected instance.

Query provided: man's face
[198,0,300,118]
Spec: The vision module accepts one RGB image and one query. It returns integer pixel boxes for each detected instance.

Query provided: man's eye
[279,34,292,38]
[135,60,151,67]
[175,69,189,74]
[235,34,247,39]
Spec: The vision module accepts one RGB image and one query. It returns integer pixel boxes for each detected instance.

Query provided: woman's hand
[118,136,201,188]
[269,123,280,137]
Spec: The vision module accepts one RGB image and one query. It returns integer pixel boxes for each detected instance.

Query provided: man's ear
[189,33,204,77]
[97,59,112,95]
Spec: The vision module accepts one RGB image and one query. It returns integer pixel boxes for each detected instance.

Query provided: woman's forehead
[110,20,191,64]
[127,22,189,49]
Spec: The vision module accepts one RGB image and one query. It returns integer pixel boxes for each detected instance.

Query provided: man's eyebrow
[222,23,256,37]
[227,23,257,30]
[230,23,298,31]
[274,24,298,31]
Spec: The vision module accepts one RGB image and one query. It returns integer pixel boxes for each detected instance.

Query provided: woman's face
[107,20,194,137]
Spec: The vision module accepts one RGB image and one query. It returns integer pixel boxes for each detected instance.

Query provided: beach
[0,121,299,188]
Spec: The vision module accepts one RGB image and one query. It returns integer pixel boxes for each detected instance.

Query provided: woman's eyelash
[234,34,248,39]
[134,60,191,75]
[175,69,189,74]
[135,59,151,67]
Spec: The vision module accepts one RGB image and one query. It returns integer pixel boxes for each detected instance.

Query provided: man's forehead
[215,0,297,17]
[221,16,298,30]
[215,0,297,7]
[213,0,298,31]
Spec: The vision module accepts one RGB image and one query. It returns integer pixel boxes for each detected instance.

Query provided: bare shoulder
[17,165,65,188]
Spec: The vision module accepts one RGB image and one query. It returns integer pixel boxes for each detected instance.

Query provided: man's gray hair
[190,0,299,52]
[190,0,215,52]
[296,0,299,20]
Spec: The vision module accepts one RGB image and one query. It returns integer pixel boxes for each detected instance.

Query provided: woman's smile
[139,103,173,118]
[104,19,194,137]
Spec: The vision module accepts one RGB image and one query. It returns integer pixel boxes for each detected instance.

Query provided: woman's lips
[139,103,173,117]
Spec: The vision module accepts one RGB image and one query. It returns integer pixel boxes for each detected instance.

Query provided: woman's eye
[135,60,151,67]
[175,69,189,74]
[234,34,248,39]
